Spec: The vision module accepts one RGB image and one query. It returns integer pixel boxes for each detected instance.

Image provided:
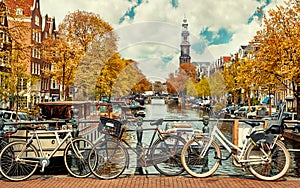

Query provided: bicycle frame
[117,126,164,165]
[200,124,279,164]
[16,129,74,166]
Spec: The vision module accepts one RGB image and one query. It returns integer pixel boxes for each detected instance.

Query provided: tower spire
[179,16,191,65]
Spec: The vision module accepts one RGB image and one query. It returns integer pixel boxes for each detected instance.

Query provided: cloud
[40,0,286,80]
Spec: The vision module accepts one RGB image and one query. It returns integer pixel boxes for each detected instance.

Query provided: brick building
[0,0,58,110]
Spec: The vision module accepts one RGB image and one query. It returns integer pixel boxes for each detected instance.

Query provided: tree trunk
[297,82,300,119]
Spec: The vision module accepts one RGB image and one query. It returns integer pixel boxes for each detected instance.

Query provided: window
[0,16,4,25]
[32,31,35,41]
[35,15,39,26]
[16,8,24,16]
[31,62,34,73]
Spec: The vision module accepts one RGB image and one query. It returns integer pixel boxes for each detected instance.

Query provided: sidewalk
[1,175,300,188]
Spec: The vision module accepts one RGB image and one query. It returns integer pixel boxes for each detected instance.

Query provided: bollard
[135,117,144,175]
[233,120,239,146]
[70,109,79,138]
[202,116,209,133]
[202,116,209,172]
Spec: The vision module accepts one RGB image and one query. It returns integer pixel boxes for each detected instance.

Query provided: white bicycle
[181,116,290,181]
[0,125,95,181]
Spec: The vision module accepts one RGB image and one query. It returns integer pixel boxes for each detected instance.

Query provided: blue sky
[41,0,284,81]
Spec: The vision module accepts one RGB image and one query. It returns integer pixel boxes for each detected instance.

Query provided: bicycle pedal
[40,160,47,172]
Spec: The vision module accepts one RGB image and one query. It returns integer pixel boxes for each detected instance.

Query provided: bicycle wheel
[0,141,39,181]
[151,135,186,176]
[89,138,128,179]
[245,139,290,181]
[64,137,95,178]
[181,136,221,178]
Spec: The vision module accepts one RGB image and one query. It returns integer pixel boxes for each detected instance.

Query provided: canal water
[124,99,300,177]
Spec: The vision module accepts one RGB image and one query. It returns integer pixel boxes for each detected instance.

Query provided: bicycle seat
[244,121,260,128]
[150,118,164,126]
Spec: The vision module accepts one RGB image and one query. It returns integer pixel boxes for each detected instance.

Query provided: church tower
[179,17,191,65]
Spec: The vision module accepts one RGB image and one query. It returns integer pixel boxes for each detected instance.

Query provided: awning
[262,96,269,103]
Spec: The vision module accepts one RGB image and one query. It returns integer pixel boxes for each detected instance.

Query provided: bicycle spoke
[64,138,94,178]
[181,137,221,178]
[152,135,186,176]
[246,140,290,181]
[0,142,39,181]
[89,138,127,180]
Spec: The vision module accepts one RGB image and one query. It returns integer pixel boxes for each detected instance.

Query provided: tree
[66,11,117,100]
[166,63,197,96]
[43,10,116,101]
[195,76,210,98]
[208,70,226,102]
[131,78,152,94]
[250,0,300,115]
[43,35,83,100]
[180,63,197,82]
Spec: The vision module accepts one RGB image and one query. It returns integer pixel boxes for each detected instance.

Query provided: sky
[40,0,285,82]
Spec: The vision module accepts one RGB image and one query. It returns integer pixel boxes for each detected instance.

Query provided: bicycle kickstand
[145,167,149,178]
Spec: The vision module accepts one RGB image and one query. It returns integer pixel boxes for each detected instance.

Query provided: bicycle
[0,123,95,181]
[181,105,290,181]
[88,116,186,179]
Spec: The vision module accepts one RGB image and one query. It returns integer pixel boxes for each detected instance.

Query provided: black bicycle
[88,116,186,179]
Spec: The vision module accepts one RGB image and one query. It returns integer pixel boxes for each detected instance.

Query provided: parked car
[261,112,279,120]
[246,106,257,119]
[2,111,31,122]
[234,106,249,117]
[246,106,268,119]
[282,112,298,131]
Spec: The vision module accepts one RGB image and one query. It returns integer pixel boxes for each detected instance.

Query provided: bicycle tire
[89,138,128,180]
[245,139,290,181]
[0,140,7,150]
[0,141,39,181]
[181,136,221,178]
[64,137,95,178]
[151,135,186,176]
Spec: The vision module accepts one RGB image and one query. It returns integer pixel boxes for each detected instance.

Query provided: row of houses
[0,0,61,110]
[206,45,296,111]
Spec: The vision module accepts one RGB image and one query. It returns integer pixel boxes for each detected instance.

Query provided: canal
[123,99,300,177]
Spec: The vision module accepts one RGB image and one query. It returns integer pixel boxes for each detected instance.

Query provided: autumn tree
[186,79,198,97]
[195,75,210,98]
[250,0,300,115]
[166,73,179,95]
[208,70,226,102]
[43,34,83,100]
[131,78,152,94]
[43,10,116,101]
[166,63,197,96]
[95,53,131,100]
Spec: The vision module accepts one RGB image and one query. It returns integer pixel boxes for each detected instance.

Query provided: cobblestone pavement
[1,175,300,188]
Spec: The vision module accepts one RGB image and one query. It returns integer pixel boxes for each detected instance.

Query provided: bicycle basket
[100,117,123,138]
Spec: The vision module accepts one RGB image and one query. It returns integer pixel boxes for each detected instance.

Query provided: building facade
[0,0,59,110]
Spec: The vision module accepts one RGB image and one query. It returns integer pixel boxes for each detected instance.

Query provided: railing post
[202,116,209,133]
[263,120,268,129]
[233,120,239,146]
[135,117,144,175]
